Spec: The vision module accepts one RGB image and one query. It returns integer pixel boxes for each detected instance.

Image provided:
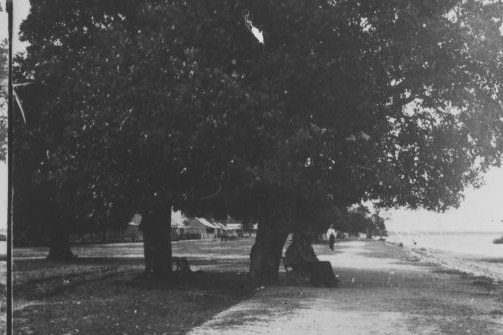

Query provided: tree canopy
[14,0,503,275]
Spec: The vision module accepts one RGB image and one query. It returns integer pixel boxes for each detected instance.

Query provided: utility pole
[6,0,14,334]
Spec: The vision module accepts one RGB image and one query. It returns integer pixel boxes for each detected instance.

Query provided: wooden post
[6,1,14,333]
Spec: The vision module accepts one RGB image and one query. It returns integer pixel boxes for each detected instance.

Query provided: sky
[0,0,502,233]
[384,167,503,232]
[0,0,33,232]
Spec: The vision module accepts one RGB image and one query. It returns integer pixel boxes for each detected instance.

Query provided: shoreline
[386,240,503,283]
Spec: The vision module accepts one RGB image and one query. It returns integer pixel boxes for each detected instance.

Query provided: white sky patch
[250,26,264,44]
[346,134,357,142]
[0,0,30,230]
[360,17,372,33]
[385,167,503,232]
[360,131,370,141]
[0,0,30,53]
[244,11,264,45]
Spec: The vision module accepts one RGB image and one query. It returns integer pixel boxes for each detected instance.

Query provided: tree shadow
[13,269,258,335]
[13,256,144,272]
[125,271,255,297]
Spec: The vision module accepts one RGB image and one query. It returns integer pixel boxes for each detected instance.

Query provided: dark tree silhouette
[15,0,503,280]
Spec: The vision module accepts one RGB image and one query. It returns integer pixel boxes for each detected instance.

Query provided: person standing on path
[326,224,337,251]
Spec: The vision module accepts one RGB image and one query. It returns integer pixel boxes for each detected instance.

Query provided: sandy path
[188,241,503,335]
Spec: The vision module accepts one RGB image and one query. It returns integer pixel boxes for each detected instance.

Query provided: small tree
[371,213,388,238]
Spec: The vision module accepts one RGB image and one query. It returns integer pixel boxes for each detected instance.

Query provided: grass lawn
[13,238,257,335]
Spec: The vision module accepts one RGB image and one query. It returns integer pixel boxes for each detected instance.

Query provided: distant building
[184,217,218,240]
[210,221,226,237]
[225,223,243,237]
[171,214,186,240]
[69,210,250,243]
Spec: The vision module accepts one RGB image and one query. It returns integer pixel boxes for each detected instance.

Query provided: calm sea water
[388,232,503,258]
[388,232,503,280]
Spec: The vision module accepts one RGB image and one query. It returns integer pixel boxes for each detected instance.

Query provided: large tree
[15,0,276,270]
[13,0,142,258]
[16,0,503,281]
[178,0,503,281]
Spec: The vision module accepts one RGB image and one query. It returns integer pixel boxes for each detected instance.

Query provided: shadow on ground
[13,239,260,335]
[14,268,259,335]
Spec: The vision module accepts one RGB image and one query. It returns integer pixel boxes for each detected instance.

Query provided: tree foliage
[14,0,503,272]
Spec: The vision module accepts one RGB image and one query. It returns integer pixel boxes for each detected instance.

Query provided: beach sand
[405,246,503,283]
[188,240,503,335]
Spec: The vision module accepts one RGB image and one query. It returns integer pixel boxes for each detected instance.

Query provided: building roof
[129,213,142,226]
[225,223,242,230]
[196,218,219,229]
[212,221,227,230]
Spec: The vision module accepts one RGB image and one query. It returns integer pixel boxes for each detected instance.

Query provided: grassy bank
[13,238,256,335]
[15,271,255,335]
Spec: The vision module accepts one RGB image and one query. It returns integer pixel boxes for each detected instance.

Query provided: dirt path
[188,241,503,335]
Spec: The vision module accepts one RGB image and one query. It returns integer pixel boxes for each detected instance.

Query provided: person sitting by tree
[285,232,319,270]
[285,231,338,286]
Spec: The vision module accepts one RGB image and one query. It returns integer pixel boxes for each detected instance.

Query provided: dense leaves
[14,1,503,260]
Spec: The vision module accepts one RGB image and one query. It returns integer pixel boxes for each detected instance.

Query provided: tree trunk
[47,227,74,260]
[148,206,172,277]
[249,217,289,283]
